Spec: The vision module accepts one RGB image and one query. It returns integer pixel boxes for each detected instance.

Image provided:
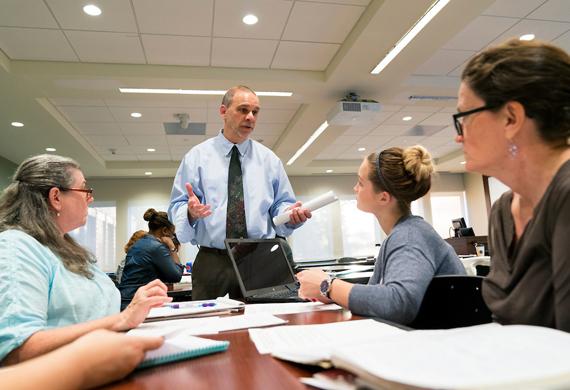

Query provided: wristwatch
[319,276,336,299]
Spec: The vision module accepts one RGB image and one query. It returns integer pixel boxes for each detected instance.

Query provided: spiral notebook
[137,335,229,369]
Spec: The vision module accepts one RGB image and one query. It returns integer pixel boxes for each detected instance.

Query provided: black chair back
[410,275,492,329]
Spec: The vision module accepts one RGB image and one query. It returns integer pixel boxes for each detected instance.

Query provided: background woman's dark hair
[367,145,434,214]
[0,154,96,278]
[143,208,174,233]
[462,38,570,145]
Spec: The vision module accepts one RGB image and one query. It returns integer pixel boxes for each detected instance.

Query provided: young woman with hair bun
[298,145,465,325]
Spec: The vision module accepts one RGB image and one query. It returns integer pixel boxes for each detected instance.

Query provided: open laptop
[224,238,305,303]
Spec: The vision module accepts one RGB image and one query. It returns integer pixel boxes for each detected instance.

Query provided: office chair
[409,275,492,329]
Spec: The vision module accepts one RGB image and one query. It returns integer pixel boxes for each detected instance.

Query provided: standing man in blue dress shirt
[169,85,311,300]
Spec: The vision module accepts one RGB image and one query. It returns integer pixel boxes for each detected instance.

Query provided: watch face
[320,278,329,296]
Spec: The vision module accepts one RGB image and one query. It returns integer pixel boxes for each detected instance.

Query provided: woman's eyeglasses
[59,187,94,200]
[452,105,494,136]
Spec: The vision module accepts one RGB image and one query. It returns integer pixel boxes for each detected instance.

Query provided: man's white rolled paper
[272,191,338,226]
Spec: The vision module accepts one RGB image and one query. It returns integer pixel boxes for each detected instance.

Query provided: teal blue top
[0,229,120,360]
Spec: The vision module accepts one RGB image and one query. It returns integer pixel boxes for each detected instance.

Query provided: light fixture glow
[83,4,102,16]
[287,121,329,166]
[460,161,466,165]
[519,33,535,41]
[358,147,366,152]
[371,0,450,75]
[130,112,142,118]
[45,147,56,152]
[119,88,292,97]
[326,169,334,173]
[402,116,413,121]
[145,171,153,176]
[242,14,258,25]
[146,148,156,152]
[11,121,24,127]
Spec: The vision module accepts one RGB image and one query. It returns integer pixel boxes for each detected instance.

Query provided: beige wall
[463,172,489,236]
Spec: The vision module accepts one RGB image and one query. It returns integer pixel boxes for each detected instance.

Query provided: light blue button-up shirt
[0,229,120,360]
[169,132,299,249]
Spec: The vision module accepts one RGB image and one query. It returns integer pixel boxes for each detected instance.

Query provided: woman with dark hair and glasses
[118,209,185,309]
[0,154,171,364]
[455,39,570,332]
[297,146,465,325]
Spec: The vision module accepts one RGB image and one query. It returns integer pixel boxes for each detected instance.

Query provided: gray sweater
[349,215,465,324]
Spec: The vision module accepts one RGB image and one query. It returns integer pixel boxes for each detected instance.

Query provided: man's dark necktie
[226,145,248,238]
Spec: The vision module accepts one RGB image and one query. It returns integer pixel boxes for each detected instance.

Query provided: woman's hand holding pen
[115,279,172,330]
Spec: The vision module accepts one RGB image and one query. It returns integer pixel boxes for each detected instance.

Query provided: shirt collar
[216,130,251,157]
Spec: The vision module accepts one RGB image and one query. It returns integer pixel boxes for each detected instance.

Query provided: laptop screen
[226,239,296,292]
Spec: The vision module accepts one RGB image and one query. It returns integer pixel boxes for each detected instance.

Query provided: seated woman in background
[0,154,171,364]
[118,209,184,310]
[115,229,147,284]
[455,39,570,331]
[297,146,465,325]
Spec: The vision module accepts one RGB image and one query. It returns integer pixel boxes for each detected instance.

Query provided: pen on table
[166,302,217,309]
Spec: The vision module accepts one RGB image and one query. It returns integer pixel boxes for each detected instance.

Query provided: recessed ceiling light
[11,121,24,127]
[358,147,366,152]
[145,171,153,176]
[45,147,56,152]
[326,169,334,173]
[460,161,466,165]
[147,148,156,152]
[130,112,142,118]
[519,33,535,41]
[242,14,258,25]
[119,88,292,97]
[83,4,102,16]
[402,116,413,121]
[371,0,450,75]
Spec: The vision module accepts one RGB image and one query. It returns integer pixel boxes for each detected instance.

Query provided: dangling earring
[508,140,518,158]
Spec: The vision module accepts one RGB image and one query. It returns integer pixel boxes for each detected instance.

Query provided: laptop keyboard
[259,289,298,299]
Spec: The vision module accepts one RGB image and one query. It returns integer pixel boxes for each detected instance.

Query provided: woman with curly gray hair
[0,154,171,364]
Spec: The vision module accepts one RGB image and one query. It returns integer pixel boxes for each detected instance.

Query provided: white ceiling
[0,0,568,177]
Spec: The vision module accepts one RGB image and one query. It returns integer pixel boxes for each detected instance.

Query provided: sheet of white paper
[332,323,570,389]
[129,313,285,338]
[146,297,244,320]
[249,319,404,362]
[244,302,342,315]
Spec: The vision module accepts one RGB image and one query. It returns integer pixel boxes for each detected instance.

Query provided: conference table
[102,310,365,390]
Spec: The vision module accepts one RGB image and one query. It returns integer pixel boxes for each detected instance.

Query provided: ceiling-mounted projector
[327,94,381,125]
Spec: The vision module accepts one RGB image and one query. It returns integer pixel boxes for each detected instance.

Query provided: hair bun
[402,145,435,182]
[143,208,158,222]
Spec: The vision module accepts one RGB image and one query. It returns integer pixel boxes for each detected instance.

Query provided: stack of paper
[145,297,244,322]
[331,323,570,389]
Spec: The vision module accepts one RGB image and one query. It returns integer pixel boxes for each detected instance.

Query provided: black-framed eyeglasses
[452,105,494,136]
[60,187,94,200]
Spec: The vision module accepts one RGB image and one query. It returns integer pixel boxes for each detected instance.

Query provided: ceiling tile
[492,19,570,45]
[213,0,293,40]
[383,136,426,148]
[46,0,137,32]
[400,105,443,113]
[0,0,59,28]
[100,154,139,161]
[414,49,474,76]
[0,27,77,61]
[443,16,519,51]
[211,38,277,68]
[136,153,171,161]
[88,135,129,147]
[332,135,362,146]
[357,135,395,149]
[258,109,296,123]
[383,111,432,126]
[419,112,454,127]
[160,108,208,123]
[119,123,166,136]
[65,31,145,63]
[141,35,210,66]
[343,124,377,136]
[58,106,115,122]
[166,135,208,146]
[527,0,570,22]
[272,41,339,70]
[51,98,106,106]
[134,0,213,36]
[254,135,278,148]
[553,30,570,52]
[482,0,544,18]
[252,123,286,135]
[369,124,412,136]
[76,122,121,135]
[301,0,370,5]
[282,2,365,43]
[418,136,453,150]
[125,135,168,146]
